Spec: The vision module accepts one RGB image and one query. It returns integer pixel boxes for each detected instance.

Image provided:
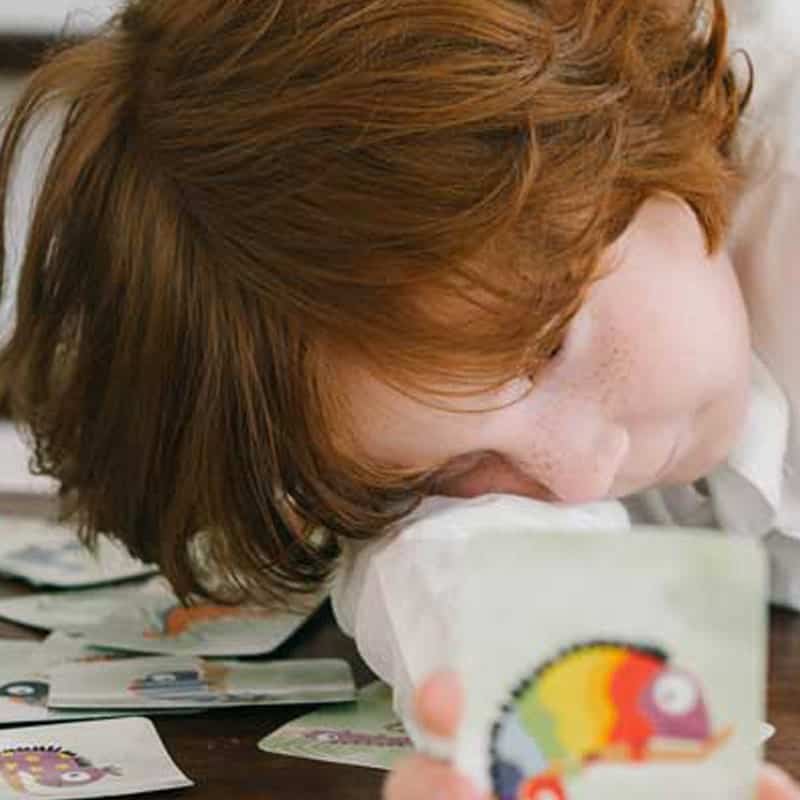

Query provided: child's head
[0,0,750,601]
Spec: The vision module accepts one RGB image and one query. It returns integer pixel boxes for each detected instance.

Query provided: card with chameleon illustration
[259,681,414,770]
[48,655,355,709]
[455,527,767,800]
[64,577,328,657]
[0,517,156,588]
[0,716,192,798]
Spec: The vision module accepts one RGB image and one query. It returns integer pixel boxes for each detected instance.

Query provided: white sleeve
[330,494,631,743]
[725,0,800,604]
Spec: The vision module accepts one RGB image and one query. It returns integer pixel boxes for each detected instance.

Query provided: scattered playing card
[0,716,192,798]
[0,640,37,667]
[27,632,135,674]
[259,681,413,771]
[0,517,156,588]
[66,578,327,657]
[0,579,161,632]
[0,640,189,726]
[454,527,767,800]
[49,656,355,709]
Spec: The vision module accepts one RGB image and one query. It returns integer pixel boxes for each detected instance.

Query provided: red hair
[0,0,749,602]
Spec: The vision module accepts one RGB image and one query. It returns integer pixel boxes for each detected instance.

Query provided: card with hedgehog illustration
[0,717,191,798]
[455,527,766,800]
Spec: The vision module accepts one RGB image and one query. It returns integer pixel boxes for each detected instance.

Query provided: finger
[759,764,800,799]
[414,670,463,738]
[383,755,480,800]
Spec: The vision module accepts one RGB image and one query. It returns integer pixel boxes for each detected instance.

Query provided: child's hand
[383,672,486,800]
[383,672,800,800]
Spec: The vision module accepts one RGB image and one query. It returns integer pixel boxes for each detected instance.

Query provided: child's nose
[512,418,630,504]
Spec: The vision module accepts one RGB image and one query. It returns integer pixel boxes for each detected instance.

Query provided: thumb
[759,765,800,800]
[414,670,464,738]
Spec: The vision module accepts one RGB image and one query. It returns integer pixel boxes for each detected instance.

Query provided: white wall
[0,0,120,35]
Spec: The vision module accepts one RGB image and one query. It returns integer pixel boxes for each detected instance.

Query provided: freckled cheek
[602,312,711,416]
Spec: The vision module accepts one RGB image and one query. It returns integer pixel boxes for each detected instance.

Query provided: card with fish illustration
[0,517,156,588]
[0,716,192,798]
[455,527,767,800]
[48,655,355,709]
[0,578,162,632]
[66,578,327,657]
[259,681,413,771]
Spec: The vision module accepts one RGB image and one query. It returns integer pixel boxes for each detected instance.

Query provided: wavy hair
[0,0,749,602]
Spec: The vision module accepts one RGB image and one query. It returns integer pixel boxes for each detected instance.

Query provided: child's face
[338,195,752,504]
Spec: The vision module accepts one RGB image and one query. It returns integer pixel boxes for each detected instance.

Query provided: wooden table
[0,493,798,799]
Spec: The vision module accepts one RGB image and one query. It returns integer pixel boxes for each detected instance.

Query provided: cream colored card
[455,527,767,800]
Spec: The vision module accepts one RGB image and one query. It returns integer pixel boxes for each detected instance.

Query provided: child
[1,0,798,796]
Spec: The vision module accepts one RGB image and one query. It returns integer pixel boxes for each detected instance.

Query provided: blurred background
[0,0,118,36]
[0,3,99,500]
[0,0,118,104]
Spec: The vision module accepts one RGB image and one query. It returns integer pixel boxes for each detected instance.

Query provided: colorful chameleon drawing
[0,746,120,794]
[0,681,49,708]
[143,604,274,639]
[489,641,732,800]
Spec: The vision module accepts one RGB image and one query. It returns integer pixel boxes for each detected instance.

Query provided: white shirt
[624,0,800,608]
